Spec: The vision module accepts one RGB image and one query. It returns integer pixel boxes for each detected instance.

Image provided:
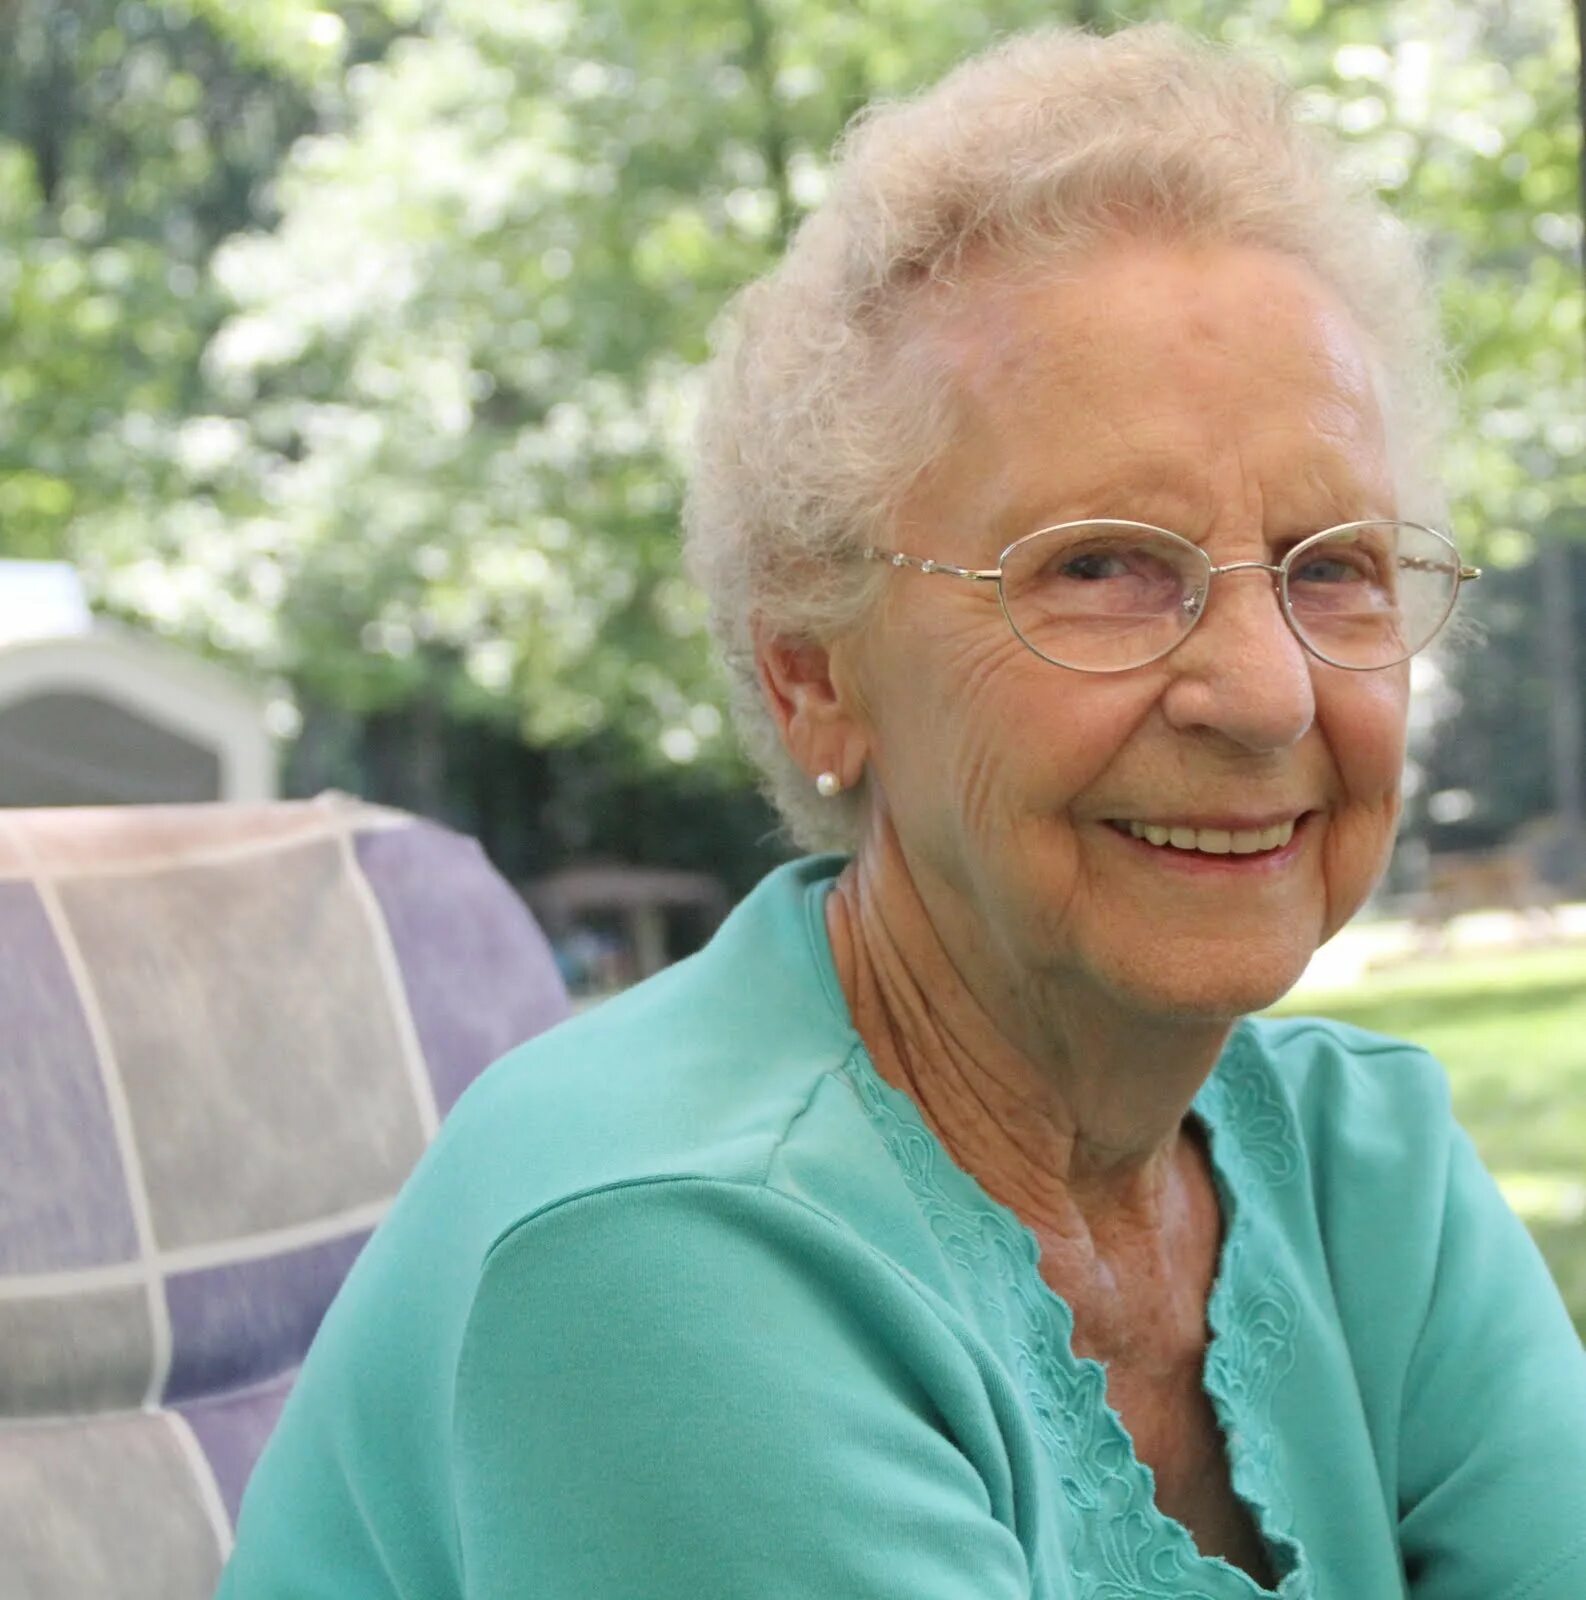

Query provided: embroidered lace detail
[1201,1034,1304,1187]
[840,1021,1312,1600]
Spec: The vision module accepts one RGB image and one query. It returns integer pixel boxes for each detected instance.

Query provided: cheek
[866,618,1138,848]
[1318,671,1409,909]
[1324,670,1409,802]
[923,645,1154,830]
[867,623,1019,798]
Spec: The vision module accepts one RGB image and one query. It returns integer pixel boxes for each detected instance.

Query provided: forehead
[909,240,1392,537]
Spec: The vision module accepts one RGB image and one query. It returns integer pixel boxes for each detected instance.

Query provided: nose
[1158,566,1316,751]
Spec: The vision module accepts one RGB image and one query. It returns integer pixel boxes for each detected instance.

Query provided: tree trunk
[1576,1,1585,292]
[1541,0,1586,835]
[1538,539,1584,829]
[15,0,74,208]
[742,0,793,247]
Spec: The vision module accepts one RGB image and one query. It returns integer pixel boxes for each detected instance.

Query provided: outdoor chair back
[0,794,568,1599]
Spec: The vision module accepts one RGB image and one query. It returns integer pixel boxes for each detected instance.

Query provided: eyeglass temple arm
[863,547,1002,581]
[1400,555,1482,581]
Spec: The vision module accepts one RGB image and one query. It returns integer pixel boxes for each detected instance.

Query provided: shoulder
[1233,1012,1453,1166]
[1201,1013,1455,1225]
[454,1168,996,1473]
[1242,1010,1448,1096]
[1222,1016,1475,1378]
[1226,1013,1458,1227]
[467,1171,947,1344]
[405,855,859,1247]
[1219,1017,1456,1290]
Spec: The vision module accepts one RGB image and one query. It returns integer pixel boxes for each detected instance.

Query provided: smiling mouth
[1106,817,1300,856]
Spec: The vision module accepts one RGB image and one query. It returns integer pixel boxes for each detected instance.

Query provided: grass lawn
[1270,942,1586,1340]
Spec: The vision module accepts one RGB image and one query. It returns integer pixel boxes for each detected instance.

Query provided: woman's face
[841,241,1411,1022]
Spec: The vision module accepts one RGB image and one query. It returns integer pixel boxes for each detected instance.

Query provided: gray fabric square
[0,1287,153,1417]
[58,839,426,1250]
[0,1411,223,1599]
[0,881,140,1273]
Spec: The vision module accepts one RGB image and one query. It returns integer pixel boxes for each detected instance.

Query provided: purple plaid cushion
[0,795,569,1596]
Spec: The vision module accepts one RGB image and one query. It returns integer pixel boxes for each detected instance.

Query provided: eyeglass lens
[997,520,1461,672]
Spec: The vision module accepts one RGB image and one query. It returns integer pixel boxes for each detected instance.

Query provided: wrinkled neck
[825,845,1229,1244]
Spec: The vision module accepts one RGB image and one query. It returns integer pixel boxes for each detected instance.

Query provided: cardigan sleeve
[450,1175,1031,1599]
[1397,1124,1586,1600]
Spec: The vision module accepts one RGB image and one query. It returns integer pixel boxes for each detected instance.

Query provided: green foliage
[0,0,359,569]
[136,0,1105,760]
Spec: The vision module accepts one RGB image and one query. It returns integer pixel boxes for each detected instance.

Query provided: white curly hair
[682,22,1451,853]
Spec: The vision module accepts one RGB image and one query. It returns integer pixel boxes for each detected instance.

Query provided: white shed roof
[0,564,276,805]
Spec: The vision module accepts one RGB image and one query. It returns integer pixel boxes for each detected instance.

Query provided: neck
[825,841,1233,1240]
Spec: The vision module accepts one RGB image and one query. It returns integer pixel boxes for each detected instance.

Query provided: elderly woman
[220,24,1586,1600]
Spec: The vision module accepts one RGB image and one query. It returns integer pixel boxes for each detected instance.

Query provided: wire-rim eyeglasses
[863,518,1480,674]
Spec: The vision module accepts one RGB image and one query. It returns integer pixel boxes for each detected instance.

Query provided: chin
[1083,931,1318,1025]
[1138,971,1302,1024]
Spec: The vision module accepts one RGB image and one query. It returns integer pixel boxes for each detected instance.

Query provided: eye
[1002,525,1197,621]
[1059,550,1135,581]
[1290,554,1366,585]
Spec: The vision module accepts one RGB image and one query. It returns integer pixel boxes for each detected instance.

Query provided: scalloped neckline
[802,873,1313,1599]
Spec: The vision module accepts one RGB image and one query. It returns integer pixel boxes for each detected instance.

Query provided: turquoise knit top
[220,856,1586,1599]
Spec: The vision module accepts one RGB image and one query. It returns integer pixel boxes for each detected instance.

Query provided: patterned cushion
[0,795,569,1596]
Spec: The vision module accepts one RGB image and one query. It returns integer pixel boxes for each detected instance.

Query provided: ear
[753,619,869,791]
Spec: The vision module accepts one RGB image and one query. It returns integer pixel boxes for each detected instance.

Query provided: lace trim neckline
[802,873,1313,1599]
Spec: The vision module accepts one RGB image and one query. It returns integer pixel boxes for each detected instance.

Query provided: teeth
[1124,819,1295,854]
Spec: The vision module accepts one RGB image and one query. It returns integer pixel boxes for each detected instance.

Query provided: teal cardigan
[220,856,1586,1598]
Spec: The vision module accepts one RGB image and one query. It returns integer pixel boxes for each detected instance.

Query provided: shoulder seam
[760,1063,848,1185]
[478,1171,770,1263]
[467,1172,976,1377]
[1256,1016,1439,1062]
[469,1060,860,1267]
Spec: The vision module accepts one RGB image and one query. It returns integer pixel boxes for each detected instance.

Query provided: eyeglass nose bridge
[1207,559,1285,578]
[1180,558,1287,619]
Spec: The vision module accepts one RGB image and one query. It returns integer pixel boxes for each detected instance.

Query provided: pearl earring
[815,771,843,799]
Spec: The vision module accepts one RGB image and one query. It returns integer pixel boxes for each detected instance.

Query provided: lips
[1109,817,1300,855]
